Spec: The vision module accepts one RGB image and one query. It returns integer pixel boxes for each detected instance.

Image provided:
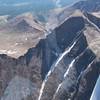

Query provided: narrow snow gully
[53,59,76,98]
[64,59,76,78]
[55,41,76,67]
[38,41,77,100]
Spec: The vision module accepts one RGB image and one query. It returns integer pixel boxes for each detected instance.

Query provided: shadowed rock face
[0,4,100,100]
[55,16,85,51]
[73,0,100,12]
[37,34,87,100]
[52,49,96,100]
[0,54,42,100]
[85,12,100,28]
[73,58,100,100]
[36,11,100,100]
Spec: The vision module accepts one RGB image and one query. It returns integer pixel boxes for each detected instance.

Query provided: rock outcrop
[0,0,100,100]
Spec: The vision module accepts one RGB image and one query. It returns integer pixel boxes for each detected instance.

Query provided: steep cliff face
[52,49,96,100]
[55,16,85,51]
[0,53,42,99]
[0,2,100,100]
[73,58,100,100]
[37,12,100,100]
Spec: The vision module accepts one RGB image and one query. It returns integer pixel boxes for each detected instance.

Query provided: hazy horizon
[0,0,80,16]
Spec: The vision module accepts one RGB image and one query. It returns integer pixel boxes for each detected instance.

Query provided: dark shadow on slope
[55,17,85,51]
[85,12,100,28]
[73,58,100,100]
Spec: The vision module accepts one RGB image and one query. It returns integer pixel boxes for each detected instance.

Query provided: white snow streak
[64,59,75,78]
[38,41,76,100]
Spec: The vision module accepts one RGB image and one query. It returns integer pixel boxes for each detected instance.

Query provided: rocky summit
[0,0,100,100]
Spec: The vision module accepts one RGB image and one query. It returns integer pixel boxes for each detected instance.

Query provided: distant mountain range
[0,0,79,17]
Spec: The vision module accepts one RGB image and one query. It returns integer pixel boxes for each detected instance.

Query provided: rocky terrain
[0,13,46,58]
[0,0,100,100]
